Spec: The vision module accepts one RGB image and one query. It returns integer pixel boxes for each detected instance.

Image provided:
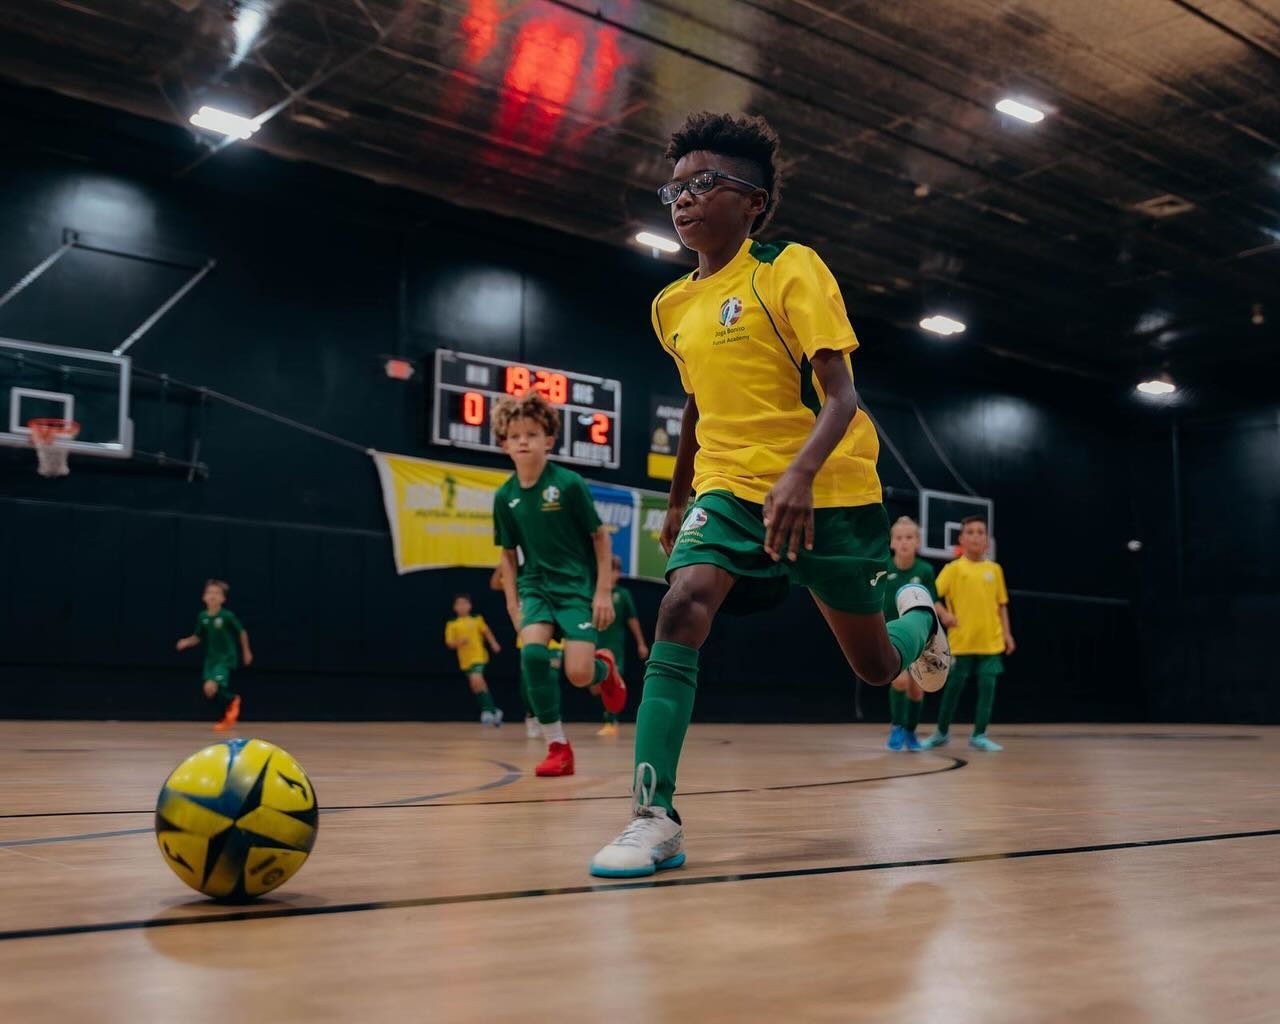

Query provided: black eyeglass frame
[657,170,765,205]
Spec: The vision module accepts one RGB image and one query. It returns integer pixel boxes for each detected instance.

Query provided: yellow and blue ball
[155,738,318,901]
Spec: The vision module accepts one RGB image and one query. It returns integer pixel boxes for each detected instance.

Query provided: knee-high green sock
[602,710,618,724]
[888,688,906,727]
[906,696,923,732]
[974,674,999,735]
[935,656,972,735]
[520,669,534,718]
[521,644,560,725]
[634,640,698,814]
[886,609,934,675]
[474,688,496,714]
[591,656,610,685]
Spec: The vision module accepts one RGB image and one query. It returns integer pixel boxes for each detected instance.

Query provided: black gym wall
[0,85,1148,724]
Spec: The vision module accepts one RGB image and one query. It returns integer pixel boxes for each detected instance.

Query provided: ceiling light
[919,314,966,336]
[1136,376,1177,396]
[995,98,1046,124]
[634,231,681,255]
[189,105,260,140]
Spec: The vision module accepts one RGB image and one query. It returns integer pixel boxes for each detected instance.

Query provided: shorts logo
[869,570,887,587]
[682,507,708,531]
[577,622,593,631]
[718,296,743,327]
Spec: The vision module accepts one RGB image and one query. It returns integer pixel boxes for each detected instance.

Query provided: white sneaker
[480,710,495,725]
[525,716,541,739]
[895,583,951,694]
[490,708,504,728]
[589,764,685,878]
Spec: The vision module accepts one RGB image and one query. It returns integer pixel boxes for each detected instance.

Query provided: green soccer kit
[597,587,639,673]
[195,608,243,698]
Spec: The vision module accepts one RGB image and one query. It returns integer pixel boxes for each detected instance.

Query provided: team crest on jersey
[542,486,560,503]
[682,507,708,531]
[718,296,744,327]
[984,570,995,582]
[213,618,223,629]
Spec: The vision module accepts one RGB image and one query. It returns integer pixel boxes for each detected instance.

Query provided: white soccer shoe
[895,583,951,694]
[589,763,685,878]
[524,716,541,739]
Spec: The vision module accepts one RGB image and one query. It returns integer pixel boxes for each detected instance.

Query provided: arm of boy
[591,528,616,631]
[175,635,200,651]
[763,350,858,562]
[499,548,521,632]
[660,394,700,555]
[936,601,958,629]
[934,563,958,628]
[239,629,253,667]
[482,620,502,653]
[1000,605,1015,654]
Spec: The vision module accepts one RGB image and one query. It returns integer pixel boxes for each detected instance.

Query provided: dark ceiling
[2,0,1278,390]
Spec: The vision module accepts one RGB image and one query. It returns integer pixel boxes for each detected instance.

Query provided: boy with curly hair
[589,111,950,877]
[492,391,627,777]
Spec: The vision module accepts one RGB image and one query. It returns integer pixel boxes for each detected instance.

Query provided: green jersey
[597,587,638,665]
[493,462,602,602]
[195,608,244,667]
[883,558,936,621]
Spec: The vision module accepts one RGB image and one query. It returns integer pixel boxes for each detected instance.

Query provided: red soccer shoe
[595,650,627,714]
[535,741,575,777]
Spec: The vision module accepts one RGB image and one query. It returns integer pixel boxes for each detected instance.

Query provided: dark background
[0,93,1273,725]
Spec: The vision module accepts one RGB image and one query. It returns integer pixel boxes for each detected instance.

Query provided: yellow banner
[372,451,508,574]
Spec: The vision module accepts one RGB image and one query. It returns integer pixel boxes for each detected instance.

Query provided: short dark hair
[960,515,987,528]
[204,578,229,597]
[453,592,471,602]
[665,111,783,233]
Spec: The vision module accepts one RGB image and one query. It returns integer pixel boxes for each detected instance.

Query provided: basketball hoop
[28,418,80,478]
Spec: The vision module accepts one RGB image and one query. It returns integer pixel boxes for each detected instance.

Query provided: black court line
[0,756,966,821]
[3,825,1276,944]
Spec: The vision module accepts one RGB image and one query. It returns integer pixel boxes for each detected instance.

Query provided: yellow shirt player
[589,111,951,879]
[924,516,1016,752]
[444,594,503,726]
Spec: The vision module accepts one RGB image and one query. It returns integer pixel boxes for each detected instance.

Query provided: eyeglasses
[657,170,764,205]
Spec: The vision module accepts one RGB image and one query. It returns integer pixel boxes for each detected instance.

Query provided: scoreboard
[431,349,622,469]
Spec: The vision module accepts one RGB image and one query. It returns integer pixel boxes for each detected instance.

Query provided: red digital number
[462,392,485,426]
[505,366,531,396]
[532,371,568,405]
[589,413,610,445]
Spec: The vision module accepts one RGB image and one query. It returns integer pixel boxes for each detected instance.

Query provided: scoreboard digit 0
[431,349,622,470]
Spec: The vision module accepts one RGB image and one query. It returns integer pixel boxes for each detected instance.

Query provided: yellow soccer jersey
[651,238,881,508]
[445,615,489,670]
[935,558,1009,655]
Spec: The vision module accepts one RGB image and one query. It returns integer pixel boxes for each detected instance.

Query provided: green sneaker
[969,734,1003,752]
[920,731,950,750]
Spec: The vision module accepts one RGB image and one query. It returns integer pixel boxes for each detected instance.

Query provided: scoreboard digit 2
[431,349,622,470]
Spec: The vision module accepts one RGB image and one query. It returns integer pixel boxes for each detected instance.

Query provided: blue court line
[0,759,523,850]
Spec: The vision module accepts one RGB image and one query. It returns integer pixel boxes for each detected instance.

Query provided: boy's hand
[638,643,650,661]
[1004,635,1016,655]
[763,468,815,562]
[938,608,958,629]
[507,602,521,632]
[659,505,686,556]
[592,589,616,631]
[489,640,502,653]
[242,650,254,667]
[176,637,196,651]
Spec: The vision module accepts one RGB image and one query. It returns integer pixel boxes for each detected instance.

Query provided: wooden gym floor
[0,721,1277,1023]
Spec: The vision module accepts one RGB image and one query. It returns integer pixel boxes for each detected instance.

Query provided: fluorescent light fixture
[1136,378,1176,396]
[634,231,681,254]
[189,105,260,140]
[995,98,1046,124]
[919,314,967,336]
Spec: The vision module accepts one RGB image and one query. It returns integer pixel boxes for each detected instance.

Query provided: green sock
[591,656,610,685]
[634,640,698,813]
[935,656,972,735]
[886,609,934,676]
[474,688,496,714]
[521,644,560,725]
[906,696,923,732]
[974,674,998,735]
[603,710,618,724]
[888,688,905,727]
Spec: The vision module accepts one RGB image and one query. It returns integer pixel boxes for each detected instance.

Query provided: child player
[444,593,503,726]
[492,392,628,776]
[175,579,253,732]
[592,555,650,736]
[883,517,936,752]
[922,516,1015,751]
[491,561,567,739]
[589,112,950,877]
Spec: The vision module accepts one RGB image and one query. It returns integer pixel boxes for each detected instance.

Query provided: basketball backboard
[0,337,133,458]
[919,488,995,560]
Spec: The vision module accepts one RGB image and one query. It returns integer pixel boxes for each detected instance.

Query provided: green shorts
[666,491,890,615]
[519,589,598,644]
[949,653,1004,682]
[203,662,233,687]
[463,663,487,677]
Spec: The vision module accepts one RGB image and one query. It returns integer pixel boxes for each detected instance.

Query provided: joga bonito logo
[719,296,744,327]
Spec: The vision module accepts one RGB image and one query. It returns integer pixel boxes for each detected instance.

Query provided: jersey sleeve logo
[718,296,744,327]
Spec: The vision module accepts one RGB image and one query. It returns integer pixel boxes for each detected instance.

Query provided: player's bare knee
[656,581,712,645]
[855,648,899,686]
[565,662,593,687]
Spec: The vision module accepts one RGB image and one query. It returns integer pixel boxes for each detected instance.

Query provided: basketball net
[28,418,80,478]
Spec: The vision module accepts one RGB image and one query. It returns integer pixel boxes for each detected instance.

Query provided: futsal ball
[155,738,319,901]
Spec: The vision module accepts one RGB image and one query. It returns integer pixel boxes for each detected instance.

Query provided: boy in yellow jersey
[882,517,936,752]
[922,516,1015,752]
[589,112,950,877]
[444,593,503,726]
